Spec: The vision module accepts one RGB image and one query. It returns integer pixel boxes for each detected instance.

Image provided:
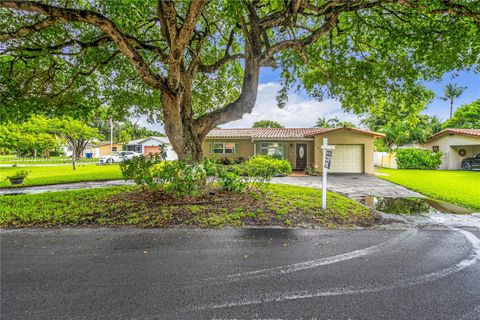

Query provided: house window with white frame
[209,142,239,154]
[259,142,284,159]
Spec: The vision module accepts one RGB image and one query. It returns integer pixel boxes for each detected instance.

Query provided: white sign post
[321,138,335,209]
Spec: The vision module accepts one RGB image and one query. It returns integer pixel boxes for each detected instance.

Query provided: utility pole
[109,116,113,154]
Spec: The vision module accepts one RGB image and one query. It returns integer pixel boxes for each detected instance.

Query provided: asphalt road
[2,225,480,320]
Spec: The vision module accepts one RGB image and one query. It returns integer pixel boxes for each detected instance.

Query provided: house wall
[203,139,254,161]
[98,144,123,157]
[140,138,163,153]
[425,135,480,170]
[313,131,375,174]
[202,138,315,168]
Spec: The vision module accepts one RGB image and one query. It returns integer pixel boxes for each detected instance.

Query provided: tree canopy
[252,120,283,128]
[1,0,479,160]
[0,115,101,168]
[442,99,480,129]
[374,115,442,150]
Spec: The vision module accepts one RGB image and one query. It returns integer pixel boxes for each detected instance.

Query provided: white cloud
[135,82,361,132]
[222,82,360,128]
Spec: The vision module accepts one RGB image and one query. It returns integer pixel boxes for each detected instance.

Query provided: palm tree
[441,83,466,118]
[314,117,340,128]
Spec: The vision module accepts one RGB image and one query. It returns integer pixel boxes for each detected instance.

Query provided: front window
[135,145,142,153]
[112,147,118,152]
[209,142,239,154]
[259,142,284,159]
[432,146,439,152]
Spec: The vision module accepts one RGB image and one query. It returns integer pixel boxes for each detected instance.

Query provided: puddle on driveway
[357,196,475,215]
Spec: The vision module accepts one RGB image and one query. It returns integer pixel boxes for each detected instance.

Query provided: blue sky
[221,67,479,129]
[144,67,479,131]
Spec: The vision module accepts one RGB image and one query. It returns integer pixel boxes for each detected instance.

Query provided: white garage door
[329,145,364,173]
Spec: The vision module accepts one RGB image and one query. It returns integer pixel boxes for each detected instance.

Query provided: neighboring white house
[125,136,178,160]
[424,128,480,170]
[374,128,480,170]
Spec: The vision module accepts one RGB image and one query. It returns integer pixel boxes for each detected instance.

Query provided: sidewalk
[0,180,134,195]
[0,162,98,167]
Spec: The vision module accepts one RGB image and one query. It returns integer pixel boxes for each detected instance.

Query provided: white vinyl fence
[374,152,397,169]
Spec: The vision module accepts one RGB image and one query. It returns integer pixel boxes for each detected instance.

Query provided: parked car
[100,151,142,164]
[461,153,480,170]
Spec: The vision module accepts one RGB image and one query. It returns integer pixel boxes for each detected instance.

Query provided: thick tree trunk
[161,90,204,162]
[161,58,260,163]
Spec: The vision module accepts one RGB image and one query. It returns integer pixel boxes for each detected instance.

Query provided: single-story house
[203,127,384,174]
[424,128,480,170]
[63,141,123,158]
[93,141,124,157]
[126,136,178,160]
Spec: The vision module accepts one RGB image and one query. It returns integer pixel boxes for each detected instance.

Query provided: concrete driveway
[272,173,422,198]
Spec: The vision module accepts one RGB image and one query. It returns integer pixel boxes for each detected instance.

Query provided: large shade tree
[1,0,479,161]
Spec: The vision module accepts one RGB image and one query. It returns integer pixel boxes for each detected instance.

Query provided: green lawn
[0,184,376,228]
[377,168,480,210]
[0,164,123,188]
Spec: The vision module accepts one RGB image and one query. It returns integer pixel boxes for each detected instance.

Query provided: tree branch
[0,0,167,90]
[261,12,340,63]
[0,16,66,41]
[194,56,260,137]
[197,53,244,73]
[176,0,209,55]
[157,0,178,47]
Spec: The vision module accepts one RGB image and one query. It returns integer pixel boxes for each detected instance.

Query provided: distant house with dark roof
[424,128,480,170]
[203,127,384,174]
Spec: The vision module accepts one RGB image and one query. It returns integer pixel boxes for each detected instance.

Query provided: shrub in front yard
[395,148,442,169]
[120,153,165,189]
[217,167,247,192]
[153,160,207,197]
[121,155,292,197]
[203,158,219,176]
[244,156,292,177]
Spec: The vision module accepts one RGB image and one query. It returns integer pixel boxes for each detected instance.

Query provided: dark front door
[296,143,307,170]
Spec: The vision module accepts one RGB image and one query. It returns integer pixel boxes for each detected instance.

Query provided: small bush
[395,148,442,169]
[203,158,219,176]
[153,160,206,197]
[243,156,292,187]
[120,153,165,189]
[244,156,292,176]
[217,168,247,192]
[305,166,317,176]
[6,169,29,179]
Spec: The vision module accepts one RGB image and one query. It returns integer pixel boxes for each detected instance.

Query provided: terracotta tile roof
[427,128,480,141]
[304,127,385,138]
[206,127,384,139]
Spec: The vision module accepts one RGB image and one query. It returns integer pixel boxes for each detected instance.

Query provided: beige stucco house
[203,127,384,174]
[424,128,480,170]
